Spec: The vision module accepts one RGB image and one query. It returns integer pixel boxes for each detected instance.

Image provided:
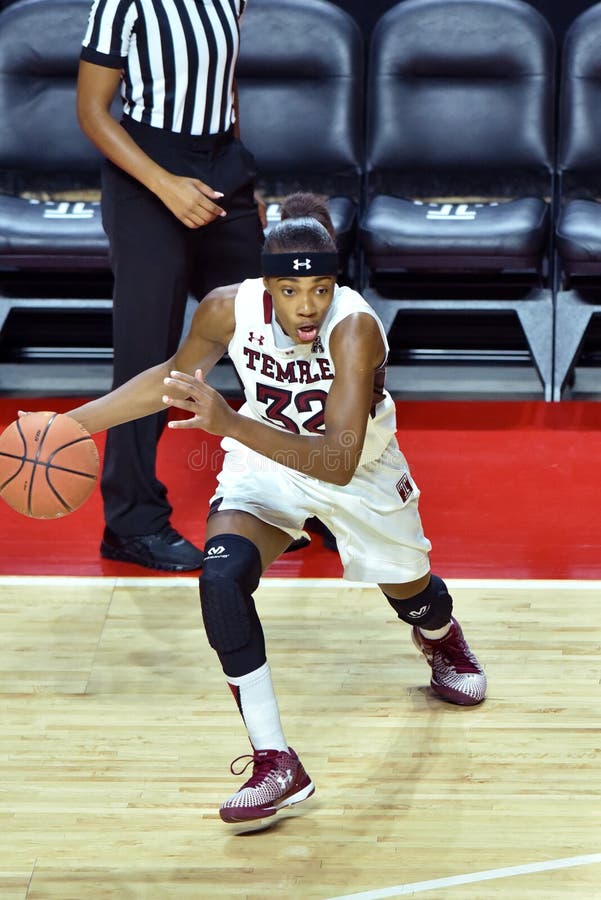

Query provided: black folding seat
[0,0,112,341]
[236,0,364,284]
[358,0,556,398]
[554,2,601,398]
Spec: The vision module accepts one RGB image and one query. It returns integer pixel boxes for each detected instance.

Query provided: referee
[77,0,264,571]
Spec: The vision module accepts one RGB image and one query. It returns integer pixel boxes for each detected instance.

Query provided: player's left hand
[162,369,234,435]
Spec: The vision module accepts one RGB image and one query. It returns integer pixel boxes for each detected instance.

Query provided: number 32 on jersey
[256,384,327,434]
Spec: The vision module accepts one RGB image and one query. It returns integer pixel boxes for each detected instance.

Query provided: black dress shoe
[305,516,338,552]
[320,529,338,552]
[100,523,203,572]
[284,534,312,553]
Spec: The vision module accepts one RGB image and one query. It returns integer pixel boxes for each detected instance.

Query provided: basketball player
[61,193,487,824]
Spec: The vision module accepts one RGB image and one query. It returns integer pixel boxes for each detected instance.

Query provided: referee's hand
[156,173,226,228]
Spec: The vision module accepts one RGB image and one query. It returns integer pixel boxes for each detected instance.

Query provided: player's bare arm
[163,312,385,485]
[67,289,236,435]
[321,311,386,475]
[77,61,225,228]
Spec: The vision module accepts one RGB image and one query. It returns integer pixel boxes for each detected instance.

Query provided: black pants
[100,119,264,535]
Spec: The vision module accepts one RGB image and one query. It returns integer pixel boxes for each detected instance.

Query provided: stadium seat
[236,0,364,285]
[0,0,364,362]
[0,0,112,340]
[358,0,556,399]
[553,2,601,399]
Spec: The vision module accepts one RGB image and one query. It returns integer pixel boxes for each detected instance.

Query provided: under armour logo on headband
[262,251,338,277]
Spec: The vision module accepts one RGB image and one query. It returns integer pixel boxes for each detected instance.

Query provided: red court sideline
[1,397,600,579]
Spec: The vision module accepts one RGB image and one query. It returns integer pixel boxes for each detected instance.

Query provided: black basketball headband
[261,251,339,277]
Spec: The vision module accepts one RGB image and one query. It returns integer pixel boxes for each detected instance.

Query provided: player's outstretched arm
[163,312,385,485]
[64,289,236,435]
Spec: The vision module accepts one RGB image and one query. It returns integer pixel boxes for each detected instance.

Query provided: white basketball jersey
[227,278,398,465]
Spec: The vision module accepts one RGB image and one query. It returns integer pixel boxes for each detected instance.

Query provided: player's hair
[265,192,337,254]
[280,192,336,239]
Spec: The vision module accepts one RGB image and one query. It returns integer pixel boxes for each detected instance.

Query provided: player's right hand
[156,173,226,228]
[162,369,234,435]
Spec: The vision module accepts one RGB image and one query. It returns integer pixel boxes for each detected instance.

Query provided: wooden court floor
[2,576,600,900]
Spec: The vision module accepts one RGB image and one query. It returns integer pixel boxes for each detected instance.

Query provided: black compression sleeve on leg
[199,534,266,677]
[384,574,453,630]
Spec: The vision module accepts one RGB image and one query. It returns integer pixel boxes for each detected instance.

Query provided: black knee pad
[199,534,262,655]
[384,574,453,630]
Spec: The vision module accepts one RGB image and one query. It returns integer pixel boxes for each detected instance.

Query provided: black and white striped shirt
[81,0,247,136]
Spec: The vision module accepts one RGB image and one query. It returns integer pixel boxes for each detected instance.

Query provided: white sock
[226,662,288,752]
[420,622,452,640]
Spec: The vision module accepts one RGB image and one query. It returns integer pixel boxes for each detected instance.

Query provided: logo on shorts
[396,474,414,502]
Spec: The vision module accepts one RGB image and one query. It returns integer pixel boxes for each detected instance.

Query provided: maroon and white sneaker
[219,747,315,823]
[412,617,486,706]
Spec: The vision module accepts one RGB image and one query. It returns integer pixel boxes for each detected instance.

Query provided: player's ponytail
[264,192,337,255]
[280,192,336,240]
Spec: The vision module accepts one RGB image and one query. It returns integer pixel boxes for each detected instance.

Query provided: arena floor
[1,395,601,898]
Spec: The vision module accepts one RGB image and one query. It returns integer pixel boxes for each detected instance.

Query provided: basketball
[0,411,99,519]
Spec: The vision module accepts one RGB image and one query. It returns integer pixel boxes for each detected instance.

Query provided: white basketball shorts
[209,436,432,584]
